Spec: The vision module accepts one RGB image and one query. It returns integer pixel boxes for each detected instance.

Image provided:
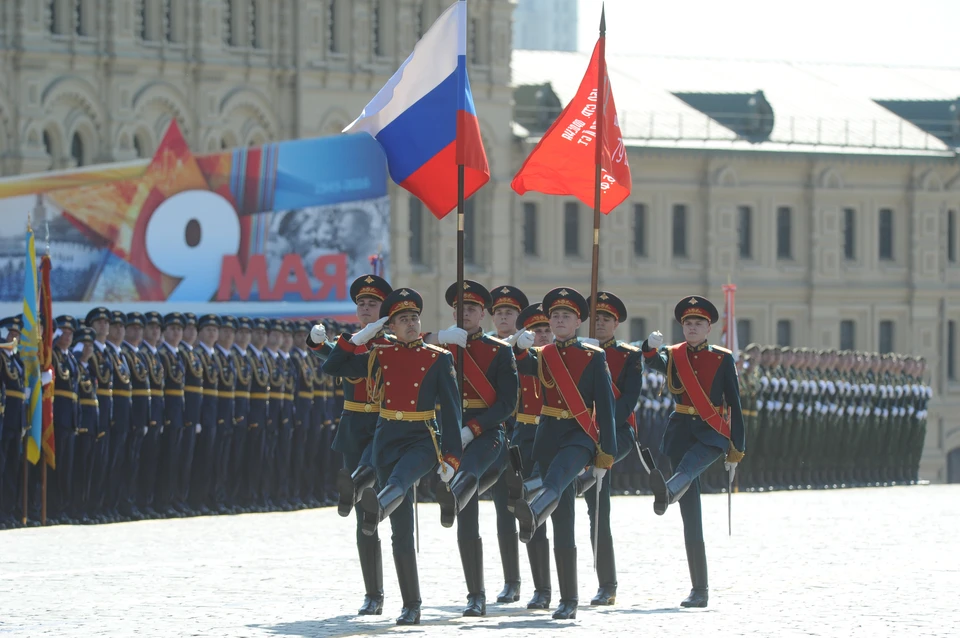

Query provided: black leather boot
[357,537,384,615]
[590,541,617,606]
[552,546,578,620]
[393,550,421,625]
[526,537,552,609]
[436,471,478,528]
[478,464,501,497]
[338,465,376,517]
[651,469,693,516]
[459,538,486,617]
[680,540,709,608]
[496,532,521,603]
[359,484,404,536]
[574,469,596,497]
[515,487,559,544]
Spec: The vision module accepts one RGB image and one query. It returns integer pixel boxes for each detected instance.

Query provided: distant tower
[512,0,578,52]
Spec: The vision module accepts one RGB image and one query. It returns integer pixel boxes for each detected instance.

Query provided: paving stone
[1,486,958,637]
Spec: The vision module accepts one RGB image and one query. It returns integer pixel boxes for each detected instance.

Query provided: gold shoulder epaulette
[581,342,603,353]
[618,342,640,353]
[712,345,732,355]
[423,343,450,354]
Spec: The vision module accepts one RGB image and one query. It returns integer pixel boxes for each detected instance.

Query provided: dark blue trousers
[377,444,436,555]
[456,428,505,542]
[541,445,593,550]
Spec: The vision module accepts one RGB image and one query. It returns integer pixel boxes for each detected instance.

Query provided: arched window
[372,0,382,56]
[70,133,85,167]
[327,0,338,53]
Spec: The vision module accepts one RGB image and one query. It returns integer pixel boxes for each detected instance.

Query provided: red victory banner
[511,39,631,214]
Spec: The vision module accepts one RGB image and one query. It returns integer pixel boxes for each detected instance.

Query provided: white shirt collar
[93,339,107,352]
[162,341,179,354]
[249,344,263,359]
[216,344,231,356]
[143,342,158,354]
[181,342,193,351]
[294,347,308,357]
[122,341,139,353]
[279,350,290,360]
[265,347,279,359]
[198,341,215,355]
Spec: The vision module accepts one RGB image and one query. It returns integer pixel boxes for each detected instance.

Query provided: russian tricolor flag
[343,0,489,219]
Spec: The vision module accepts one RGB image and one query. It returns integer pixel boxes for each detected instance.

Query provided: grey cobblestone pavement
[2,486,959,637]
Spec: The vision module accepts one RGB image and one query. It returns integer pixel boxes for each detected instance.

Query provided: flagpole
[588,5,606,339]
[455,0,466,397]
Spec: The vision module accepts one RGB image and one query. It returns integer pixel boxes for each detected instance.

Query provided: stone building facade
[2,0,958,482]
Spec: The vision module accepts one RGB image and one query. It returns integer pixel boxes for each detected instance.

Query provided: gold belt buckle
[364,403,372,413]
[534,415,540,424]
[560,409,569,419]
[395,410,404,420]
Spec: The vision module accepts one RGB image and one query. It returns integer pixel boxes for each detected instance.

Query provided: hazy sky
[577,0,960,68]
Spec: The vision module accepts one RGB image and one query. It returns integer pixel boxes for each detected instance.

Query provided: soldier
[157,313,186,517]
[101,310,133,520]
[84,307,113,523]
[483,284,529,607]
[431,280,518,617]
[261,320,286,509]
[505,303,554,609]
[642,296,745,608]
[190,314,221,514]
[213,316,238,514]
[0,316,17,529]
[230,317,253,511]
[177,313,204,514]
[120,312,150,520]
[577,291,643,606]
[51,315,79,523]
[287,320,315,510]
[323,287,463,626]
[276,322,296,510]
[308,274,392,614]
[737,344,761,489]
[245,318,272,510]
[72,327,99,523]
[511,287,618,620]
[139,311,166,518]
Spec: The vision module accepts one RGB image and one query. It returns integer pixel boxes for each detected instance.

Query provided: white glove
[350,316,389,346]
[437,324,468,348]
[759,376,769,387]
[581,337,600,348]
[437,461,455,483]
[592,466,607,480]
[195,423,202,434]
[41,369,53,385]
[797,402,805,412]
[461,426,475,449]
[310,323,327,344]
[515,330,535,350]
[24,387,32,402]
[643,399,653,409]
[784,403,793,412]
[646,331,663,350]
[142,426,148,436]
[724,461,738,474]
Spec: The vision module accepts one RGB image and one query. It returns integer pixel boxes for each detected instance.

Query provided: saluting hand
[513,330,535,350]
[647,331,664,349]
[437,325,468,348]
[350,316,389,346]
[309,323,327,345]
